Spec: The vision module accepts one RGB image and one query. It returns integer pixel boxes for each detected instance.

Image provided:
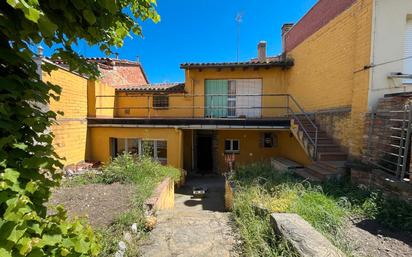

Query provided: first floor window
[224,139,240,153]
[111,138,167,164]
[153,95,169,109]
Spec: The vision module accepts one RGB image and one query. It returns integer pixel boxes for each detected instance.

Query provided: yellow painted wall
[215,129,311,172]
[286,0,373,156]
[88,80,115,118]
[43,68,88,165]
[112,67,289,118]
[114,91,193,118]
[187,68,289,118]
[87,127,183,169]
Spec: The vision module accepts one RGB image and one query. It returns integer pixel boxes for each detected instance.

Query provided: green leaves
[82,10,96,25]
[1,0,159,256]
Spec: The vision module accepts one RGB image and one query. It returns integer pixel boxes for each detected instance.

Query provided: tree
[0,1,159,256]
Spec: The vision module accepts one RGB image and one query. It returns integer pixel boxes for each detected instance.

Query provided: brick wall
[314,108,352,152]
[363,96,411,170]
[286,0,373,157]
[43,68,88,165]
[285,0,357,52]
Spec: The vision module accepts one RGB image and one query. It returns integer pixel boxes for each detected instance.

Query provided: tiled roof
[180,55,293,69]
[116,83,185,93]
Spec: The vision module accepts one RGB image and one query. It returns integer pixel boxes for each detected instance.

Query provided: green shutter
[205,80,228,118]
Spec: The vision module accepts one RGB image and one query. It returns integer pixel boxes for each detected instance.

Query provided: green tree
[0,1,159,256]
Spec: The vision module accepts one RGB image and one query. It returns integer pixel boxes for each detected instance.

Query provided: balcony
[89,93,312,129]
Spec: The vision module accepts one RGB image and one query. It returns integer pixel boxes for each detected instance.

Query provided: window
[205,79,262,118]
[228,81,236,117]
[153,95,169,109]
[224,139,240,153]
[404,18,412,84]
[111,138,167,164]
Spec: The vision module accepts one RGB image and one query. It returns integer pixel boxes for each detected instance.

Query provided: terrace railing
[95,93,319,159]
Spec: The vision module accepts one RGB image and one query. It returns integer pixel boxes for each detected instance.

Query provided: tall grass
[232,162,412,256]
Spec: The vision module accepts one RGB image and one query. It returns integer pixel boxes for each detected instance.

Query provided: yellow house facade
[46,0,412,180]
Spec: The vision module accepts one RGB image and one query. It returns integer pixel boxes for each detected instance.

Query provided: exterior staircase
[290,116,348,181]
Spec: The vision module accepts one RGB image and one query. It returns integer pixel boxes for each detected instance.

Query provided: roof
[115,83,185,93]
[180,55,293,69]
[48,57,149,85]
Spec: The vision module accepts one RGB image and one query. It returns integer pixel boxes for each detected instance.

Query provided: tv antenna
[235,12,243,62]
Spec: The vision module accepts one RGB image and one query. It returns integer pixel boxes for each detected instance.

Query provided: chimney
[257,41,267,62]
[281,23,294,53]
[115,52,119,60]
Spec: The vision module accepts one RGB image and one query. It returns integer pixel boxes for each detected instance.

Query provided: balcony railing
[94,93,319,159]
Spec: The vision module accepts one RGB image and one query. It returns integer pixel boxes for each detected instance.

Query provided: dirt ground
[346,218,412,257]
[48,183,134,228]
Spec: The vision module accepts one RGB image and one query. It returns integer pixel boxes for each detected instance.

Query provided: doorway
[196,135,213,174]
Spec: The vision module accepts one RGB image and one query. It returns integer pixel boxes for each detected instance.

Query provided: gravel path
[139,176,240,257]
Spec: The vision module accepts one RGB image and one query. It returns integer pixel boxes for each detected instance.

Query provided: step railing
[95,92,319,159]
[287,95,319,160]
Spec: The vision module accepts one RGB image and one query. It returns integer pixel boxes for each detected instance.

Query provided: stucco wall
[87,80,116,118]
[369,0,412,109]
[215,130,311,172]
[43,68,88,165]
[87,127,183,168]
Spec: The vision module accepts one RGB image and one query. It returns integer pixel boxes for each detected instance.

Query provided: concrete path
[139,176,240,257]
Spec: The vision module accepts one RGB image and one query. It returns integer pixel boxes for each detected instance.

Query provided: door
[236,79,262,118]
[196,136,213,173]
[205,80,228,118]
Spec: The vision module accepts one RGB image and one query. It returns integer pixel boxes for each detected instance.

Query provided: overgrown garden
[232,163,412,257]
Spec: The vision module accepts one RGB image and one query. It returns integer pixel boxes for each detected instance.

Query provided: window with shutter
[404,18,412,84]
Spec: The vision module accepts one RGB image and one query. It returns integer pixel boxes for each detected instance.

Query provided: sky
[44,0,317,83]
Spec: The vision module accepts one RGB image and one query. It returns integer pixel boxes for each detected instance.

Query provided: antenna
[235,12,243,62]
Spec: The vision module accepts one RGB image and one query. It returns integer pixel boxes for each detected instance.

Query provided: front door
[197,136,213,174]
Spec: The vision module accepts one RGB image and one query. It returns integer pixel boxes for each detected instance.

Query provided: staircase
[290,116,348,181]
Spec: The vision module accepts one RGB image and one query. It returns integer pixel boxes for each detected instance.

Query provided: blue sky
[44,0,317,83]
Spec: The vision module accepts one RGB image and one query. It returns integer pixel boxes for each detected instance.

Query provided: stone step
[317,145,342,152]
[317,152,347,161]
[304,164,339,181]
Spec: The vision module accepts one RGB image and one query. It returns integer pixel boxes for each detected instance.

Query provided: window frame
[153,94,169,109]
[224,139,240,153]
[111,138,168,164]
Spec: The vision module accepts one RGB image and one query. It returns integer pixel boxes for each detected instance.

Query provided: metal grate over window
[153,95,169,109]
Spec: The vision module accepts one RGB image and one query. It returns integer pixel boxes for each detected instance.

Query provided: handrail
[287,95,319,160]
[94,92,319,159]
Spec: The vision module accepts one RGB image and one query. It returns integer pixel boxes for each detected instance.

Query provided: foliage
[0,1,159,256]
[62,153,180,257]
[99,153,181,188]
[232,162,412,256]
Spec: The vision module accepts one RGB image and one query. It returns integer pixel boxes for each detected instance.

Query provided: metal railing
[95,93,319,159]
[366,103,412,182]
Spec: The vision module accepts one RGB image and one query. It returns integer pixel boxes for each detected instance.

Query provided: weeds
[60,153,181,257]
[232,162,412,256]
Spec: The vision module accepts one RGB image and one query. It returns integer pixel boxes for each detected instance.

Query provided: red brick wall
[285,0,357,52]
[99,65,148,87]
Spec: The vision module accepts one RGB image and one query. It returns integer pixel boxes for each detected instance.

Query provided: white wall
[369,0,412,110]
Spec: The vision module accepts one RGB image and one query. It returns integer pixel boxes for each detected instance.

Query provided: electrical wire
[354,55,412,74]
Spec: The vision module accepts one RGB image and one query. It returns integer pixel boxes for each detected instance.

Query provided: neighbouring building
[44,0,412,185]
